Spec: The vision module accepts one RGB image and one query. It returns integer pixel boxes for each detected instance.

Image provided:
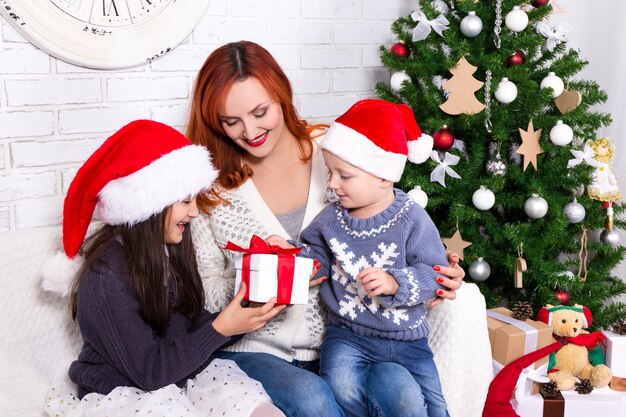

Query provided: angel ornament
[586,137,622,203]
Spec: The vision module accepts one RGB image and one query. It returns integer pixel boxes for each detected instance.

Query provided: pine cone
[612,319,626,335]
[511,301,534,321]
[539,381,560,399]
[575,378,594,394]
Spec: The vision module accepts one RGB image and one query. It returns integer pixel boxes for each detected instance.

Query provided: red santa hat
[41,119,218,296]
[320,99,433,182]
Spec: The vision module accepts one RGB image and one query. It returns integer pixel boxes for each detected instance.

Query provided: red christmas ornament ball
[532,0,550,7]
[390,43,410,58]
[433,126,455,150]
[555,289,570,305]
[506,50,526,66]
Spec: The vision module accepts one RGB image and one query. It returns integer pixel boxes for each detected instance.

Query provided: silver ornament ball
[486,154,507,176]
[469,257,491,281]
[460,11,483,37]
[600,229,622,247]
[563,199,585,224]
[524,194,548,219]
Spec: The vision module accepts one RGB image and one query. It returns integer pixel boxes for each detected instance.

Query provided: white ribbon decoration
[430,151,461,187]
[567,144,599,169]
[411,10,450,42]
[536,21,572,52]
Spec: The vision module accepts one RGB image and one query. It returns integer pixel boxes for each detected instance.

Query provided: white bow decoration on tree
[430,151,461,187]
[536,21,572,52]
[411,10,450,42]
[567,144,599,169]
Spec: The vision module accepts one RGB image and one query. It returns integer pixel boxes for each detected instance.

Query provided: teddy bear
[536,303,612,390]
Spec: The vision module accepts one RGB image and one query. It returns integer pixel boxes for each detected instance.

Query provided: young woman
[186,41,466,417]
[44,119,286,417]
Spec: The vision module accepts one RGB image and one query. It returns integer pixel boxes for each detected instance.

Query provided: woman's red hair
[187,41,324,212]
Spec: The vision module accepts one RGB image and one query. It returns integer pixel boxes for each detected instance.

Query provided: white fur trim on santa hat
[407,133,434,164]
[320,122,408,182]
[40,251,83,297]
[98,145,218,225]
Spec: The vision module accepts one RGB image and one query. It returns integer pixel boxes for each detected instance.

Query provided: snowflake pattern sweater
[299,190,448,341]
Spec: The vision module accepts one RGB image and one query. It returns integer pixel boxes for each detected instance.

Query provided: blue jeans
[320,324,449,417]
[212,351,427,417]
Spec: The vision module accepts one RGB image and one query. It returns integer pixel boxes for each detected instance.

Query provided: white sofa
[0,227,493,417]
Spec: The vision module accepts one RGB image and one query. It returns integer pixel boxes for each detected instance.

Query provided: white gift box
[604,331,626,378]
[512,387,626,417]
[234,253,313,305]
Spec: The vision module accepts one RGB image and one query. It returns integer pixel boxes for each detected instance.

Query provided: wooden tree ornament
[439,56,486,115]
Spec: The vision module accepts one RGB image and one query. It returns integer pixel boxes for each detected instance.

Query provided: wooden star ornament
[442,227,472,261]
[516,120,543,171]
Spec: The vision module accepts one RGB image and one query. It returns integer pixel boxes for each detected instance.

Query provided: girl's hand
[430,251,465,308]
[357,267,399,297]
[212,282,286,336]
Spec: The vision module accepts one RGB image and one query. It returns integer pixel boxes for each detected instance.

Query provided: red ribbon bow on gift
[225,235,303,304]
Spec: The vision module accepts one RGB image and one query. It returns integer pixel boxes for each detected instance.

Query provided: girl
[43,119,286,417]
[186,41,466,417]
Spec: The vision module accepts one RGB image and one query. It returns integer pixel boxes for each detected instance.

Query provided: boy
[270,99,450,417]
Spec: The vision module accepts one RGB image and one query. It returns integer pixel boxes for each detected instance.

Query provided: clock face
[0,0,210,69]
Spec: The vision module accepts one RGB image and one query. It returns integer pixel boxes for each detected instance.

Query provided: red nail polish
[433,265,441,271]
[437,289,444,296]
[436,276,444,283]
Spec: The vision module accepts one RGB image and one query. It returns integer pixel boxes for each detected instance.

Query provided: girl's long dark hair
[70,209,204,335]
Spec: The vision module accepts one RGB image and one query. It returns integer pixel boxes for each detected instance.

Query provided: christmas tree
[376,0,626,329]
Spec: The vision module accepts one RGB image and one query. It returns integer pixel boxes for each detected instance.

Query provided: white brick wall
[0,0,413,233]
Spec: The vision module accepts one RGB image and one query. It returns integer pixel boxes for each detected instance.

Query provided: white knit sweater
[191,140,329,362]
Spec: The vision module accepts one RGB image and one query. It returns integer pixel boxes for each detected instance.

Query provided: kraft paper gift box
[512,387,626,417]
[487,307,553,373]
[227,235,313,305]
[604,331,626,378]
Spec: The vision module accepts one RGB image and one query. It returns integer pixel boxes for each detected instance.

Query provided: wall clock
[0,0,210,69]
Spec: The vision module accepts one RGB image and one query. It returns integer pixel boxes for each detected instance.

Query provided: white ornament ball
[540,72,564,98]
[460,11,483,37]
[472,186,496,211]
[505,6,529,32]
[390,71,411,93]
[524,194,548,219]
[549,120,574,146]
[494,77,518,104]
[469,257,491,281]
[408,186,428,208]
[563,199,585,224]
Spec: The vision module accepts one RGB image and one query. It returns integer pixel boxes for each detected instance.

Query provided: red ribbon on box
[225,235,303,304]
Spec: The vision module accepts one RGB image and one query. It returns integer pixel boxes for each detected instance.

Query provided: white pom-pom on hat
[40,251,83,297]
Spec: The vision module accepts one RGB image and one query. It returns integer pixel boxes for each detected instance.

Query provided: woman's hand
[309,260,327,287]
[212,282,286,336]
[430,251,465,308]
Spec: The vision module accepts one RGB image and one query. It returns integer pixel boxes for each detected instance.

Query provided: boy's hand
[265,234,294,249]
[357,267,399,297]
